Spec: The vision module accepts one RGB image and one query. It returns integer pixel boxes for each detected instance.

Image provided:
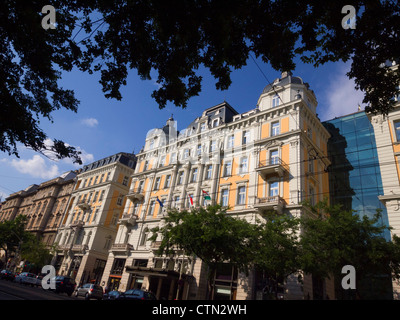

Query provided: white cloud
[61,146,94,166]
[9,155,60,179]
[320,63,366,121]
[81,118,99,127]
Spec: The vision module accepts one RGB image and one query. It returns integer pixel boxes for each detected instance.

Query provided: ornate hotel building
[100,71,333,300]
[52,152,136,286]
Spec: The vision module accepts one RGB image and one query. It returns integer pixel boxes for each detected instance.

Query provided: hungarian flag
[188,194,194,206]
[202,190,211,200]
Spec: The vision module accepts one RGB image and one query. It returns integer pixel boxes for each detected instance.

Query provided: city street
[0,279,77,300]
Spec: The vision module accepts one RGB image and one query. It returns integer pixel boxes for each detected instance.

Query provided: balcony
[126,191,145,203]
[254,196,285,214]
[76,201,90,211]
[71,244,88,253]
[256,158,289,179]
[118,214,138,226]
[70,220,84,229]
[111,243,133,254]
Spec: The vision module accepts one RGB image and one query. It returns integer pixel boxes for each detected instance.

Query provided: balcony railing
[71,244,88,252]
[111,243,133,254]
[254,196,285,214]
[256,158,289,179]
[118,214,138,226]
[126,191,145,203]
[70,220,84,228]
[76,201,90,211]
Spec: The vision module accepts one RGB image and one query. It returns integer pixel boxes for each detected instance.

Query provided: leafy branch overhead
[1,1,399,161]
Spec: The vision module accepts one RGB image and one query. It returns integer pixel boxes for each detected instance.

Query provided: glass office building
[323,111,390,239]
[324,111,392,299]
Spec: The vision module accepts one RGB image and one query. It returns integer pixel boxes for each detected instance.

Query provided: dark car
[103,290,122,300]
[117,289,157,300]
[50,276,76,296]
[0,269,15,281]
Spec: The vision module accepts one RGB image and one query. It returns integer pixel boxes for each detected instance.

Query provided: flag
[156,197,164,207]
[188,194,194,206]
[202,190,211,200]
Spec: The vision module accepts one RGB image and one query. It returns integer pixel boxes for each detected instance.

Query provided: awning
[125,266,192,280]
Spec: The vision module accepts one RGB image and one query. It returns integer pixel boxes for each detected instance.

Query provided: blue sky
[0,55,366,200]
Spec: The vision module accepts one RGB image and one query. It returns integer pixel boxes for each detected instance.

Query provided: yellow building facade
[100,72,333,300]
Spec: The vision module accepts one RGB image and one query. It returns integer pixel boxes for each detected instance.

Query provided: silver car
[75,283,103,300]
[15,272,37,286]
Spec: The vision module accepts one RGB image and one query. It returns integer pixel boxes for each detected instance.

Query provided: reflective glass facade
[323,111,390,240]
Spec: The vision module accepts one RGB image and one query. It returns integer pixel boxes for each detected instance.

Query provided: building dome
[261,71,304,95]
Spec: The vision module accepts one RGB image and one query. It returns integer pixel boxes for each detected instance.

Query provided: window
[177,171,184,185]
[205,165,213,180]
[148,201,155,216]
[122,176,129,186]
[242,130,250,145]
[270,150,279,165]
[149,140,154,150]
[171,152,177,164]
[272,94,280,108]
[269,181,279,197]
[191,168,198,182]
[183,149,190,159]
[307,126,313,139]
[139,228,149,246]
[200,122,206,132]
[165,175,171,188]
[227,135,234,148]
[309,186,315,205]
[99,190,105,201]
[117,195,123,206]
[136,180,144,193]
[239,157,248,174]
[197,144,202,156]
[159,155,166,167]
[237,186,246,205]
[143,161,149,171]
[394,120,400,141]
[210,140,216,152]
[224,160,232,177]
[94,176,99,185]
[100,173,105,183]
[106,172,111,181]
[308,155,314,173]
[154,177,161,190]
[271,121,280,136]
[212,118,219,127]
[221,189,229,207]
[174,196,180,208]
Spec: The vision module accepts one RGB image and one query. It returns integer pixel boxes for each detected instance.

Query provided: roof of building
[261,71,305,95]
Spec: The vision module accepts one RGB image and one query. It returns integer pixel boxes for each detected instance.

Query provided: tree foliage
[1,1,399,161]
[0,215,31,265]
[300,200,400,299]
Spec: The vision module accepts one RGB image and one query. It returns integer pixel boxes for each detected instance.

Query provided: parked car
[103,290,121,300]
[15,272,37,286]
[0,269,15,281]
[75,283,103,300]
[117,289,157,300]
[35,275,44,287]
[48,276,76,296]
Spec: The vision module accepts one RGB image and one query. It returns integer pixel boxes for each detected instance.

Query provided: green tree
[0,215,31,267]
[149,204,255,299]
[251,215,301,299]
[19,235,55,273]
[300,200,400,299]
[2,1,399,162]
